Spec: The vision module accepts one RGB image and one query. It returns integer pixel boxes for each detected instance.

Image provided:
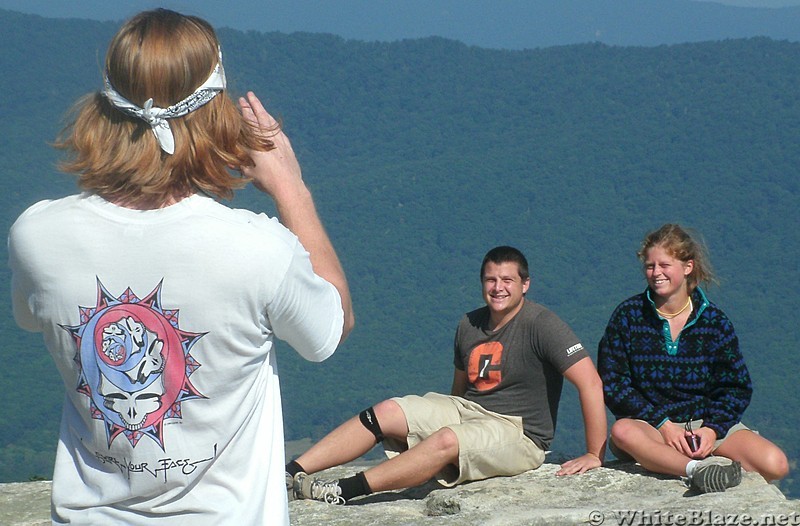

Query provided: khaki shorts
[383,392,545,487]
[609,419,751,461]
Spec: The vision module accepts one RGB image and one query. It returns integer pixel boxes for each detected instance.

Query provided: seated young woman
[598,224,788,493]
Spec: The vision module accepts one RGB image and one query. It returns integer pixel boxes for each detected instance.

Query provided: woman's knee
[610,418,639,448]
[716,430,790,481]
[759,447,790,481]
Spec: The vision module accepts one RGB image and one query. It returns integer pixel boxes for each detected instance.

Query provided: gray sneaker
[690,457,742,493]
[293,472,346,505]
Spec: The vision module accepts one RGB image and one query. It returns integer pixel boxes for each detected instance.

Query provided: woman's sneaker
[293,472,347,505]
[690,457,742,493]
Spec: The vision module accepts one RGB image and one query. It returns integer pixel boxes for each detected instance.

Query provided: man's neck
[488,300,525,331]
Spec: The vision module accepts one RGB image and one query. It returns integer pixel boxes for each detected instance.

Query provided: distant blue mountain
[252,0,800,48]
[1,0,800,48]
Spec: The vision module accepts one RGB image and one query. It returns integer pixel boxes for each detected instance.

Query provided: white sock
[686,459,700,478]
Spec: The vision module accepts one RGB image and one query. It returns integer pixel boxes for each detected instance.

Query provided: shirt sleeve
[8,211,43,333]
[452,317,466,371]
[267,238,343,363]
[597,305,667,427]
[534,309,588,373]
[702,313,752,437]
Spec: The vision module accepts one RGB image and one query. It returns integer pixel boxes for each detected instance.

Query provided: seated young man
[286,246,607,504]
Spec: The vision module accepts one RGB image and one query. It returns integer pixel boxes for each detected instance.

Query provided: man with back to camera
[284,245,607,504]
[8,10,353,524]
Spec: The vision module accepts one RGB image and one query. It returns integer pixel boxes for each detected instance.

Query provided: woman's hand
[658,421,695,457]
[690,426,718,459]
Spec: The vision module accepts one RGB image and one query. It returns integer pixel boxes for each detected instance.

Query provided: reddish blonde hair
[637,223,717,291]
[56,9,273,208]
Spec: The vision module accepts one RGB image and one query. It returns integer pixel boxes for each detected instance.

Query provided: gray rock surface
[0,481,50,526]
[3,461,798,525]
[290,461,800,525]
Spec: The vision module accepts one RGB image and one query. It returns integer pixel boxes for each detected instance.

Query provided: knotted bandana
[102,50,226,154]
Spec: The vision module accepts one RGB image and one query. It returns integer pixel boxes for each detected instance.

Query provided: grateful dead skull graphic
[61,279,205,450]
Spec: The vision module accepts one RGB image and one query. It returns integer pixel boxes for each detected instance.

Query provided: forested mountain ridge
[5,1,800,49]
[1,10,798,497]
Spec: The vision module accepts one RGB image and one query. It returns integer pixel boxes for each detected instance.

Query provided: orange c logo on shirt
[468,341,503,391]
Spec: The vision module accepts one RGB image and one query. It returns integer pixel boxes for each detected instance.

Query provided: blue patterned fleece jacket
[597,287,752,438]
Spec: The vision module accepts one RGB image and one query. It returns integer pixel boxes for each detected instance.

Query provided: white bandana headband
[102,50,227,154]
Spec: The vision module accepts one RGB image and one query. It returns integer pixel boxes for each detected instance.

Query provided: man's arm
[238,92,354,342]
[451,368,468,397]
[556,356,607,475]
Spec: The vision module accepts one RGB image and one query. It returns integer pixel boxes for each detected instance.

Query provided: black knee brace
[359,407,385,443]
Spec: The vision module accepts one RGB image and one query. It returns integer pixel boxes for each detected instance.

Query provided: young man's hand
[556,453,602,475]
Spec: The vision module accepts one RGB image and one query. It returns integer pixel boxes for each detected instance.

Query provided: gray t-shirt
[453,300,587,449]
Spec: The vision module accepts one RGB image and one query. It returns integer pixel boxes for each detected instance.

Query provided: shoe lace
[310,479,346,505]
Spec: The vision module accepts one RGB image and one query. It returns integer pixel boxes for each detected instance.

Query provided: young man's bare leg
[291,399,410,475]
[293,426,459,503]
[289,399,459,503]
[362,427,459,492]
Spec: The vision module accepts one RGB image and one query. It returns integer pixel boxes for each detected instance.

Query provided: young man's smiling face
[481,260,530,329]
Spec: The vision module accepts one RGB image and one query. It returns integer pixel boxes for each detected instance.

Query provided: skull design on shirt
[62,279,206,449]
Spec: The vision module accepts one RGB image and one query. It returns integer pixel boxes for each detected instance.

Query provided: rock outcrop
[3,460,798,525]
[0,480,50,526]
[291,460,800,525]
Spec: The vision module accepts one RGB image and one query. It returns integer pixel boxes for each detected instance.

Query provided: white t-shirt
[9,193,344,525]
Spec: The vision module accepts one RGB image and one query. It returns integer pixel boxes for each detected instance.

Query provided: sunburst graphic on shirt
[61,279,206,450]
